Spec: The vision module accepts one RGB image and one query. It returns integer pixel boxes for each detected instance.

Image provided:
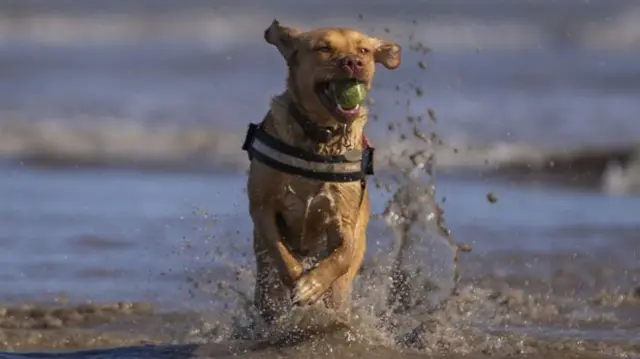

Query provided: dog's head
[265,20,401,124]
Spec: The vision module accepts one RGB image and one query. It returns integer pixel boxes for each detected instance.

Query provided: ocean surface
[1,0,639,358]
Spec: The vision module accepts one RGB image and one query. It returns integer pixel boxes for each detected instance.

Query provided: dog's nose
[340,55,364,72]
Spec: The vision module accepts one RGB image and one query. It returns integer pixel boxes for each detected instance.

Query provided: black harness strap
[242,122,375,183]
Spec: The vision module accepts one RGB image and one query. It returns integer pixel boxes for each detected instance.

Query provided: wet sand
[1,262,638,358]
[0,302,164,351]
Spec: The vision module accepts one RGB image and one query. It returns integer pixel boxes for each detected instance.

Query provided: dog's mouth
[315,79,368,120]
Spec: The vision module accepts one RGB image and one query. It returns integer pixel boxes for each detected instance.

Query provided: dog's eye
[359,47,371,54]
[316,45,332,53]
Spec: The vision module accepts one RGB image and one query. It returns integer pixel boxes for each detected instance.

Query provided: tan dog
[243,19,401,324]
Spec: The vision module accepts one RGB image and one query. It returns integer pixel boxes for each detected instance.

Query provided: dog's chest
[278,182,337,255]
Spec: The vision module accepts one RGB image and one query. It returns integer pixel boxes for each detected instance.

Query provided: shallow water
[0,167,639,357]
[1,167,638,304]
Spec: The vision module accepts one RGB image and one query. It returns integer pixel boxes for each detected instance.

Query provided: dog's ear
[264,19,301,61]
[374,39,401,70]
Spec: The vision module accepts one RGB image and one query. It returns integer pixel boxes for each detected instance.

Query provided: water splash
[381,150,472,316]
[176,138,476,351]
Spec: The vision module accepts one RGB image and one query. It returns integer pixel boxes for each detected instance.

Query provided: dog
[242,19,401,324]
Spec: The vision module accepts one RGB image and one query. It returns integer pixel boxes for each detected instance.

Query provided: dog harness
[242,109,374,183]
[243,108,373,255]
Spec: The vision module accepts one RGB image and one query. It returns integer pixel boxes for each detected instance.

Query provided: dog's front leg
[293,217,354,305]
[251,206,303,287]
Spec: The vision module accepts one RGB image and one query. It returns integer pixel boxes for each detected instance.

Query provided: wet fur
[247,20,401,323]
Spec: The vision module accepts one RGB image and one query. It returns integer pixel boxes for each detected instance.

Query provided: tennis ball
[329,80,368,109]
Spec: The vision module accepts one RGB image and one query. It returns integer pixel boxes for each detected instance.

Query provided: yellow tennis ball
[329,80,368,109]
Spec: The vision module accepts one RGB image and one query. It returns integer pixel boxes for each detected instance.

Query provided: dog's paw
[292,274,327,306]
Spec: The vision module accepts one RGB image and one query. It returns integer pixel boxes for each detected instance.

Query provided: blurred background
[0,0,639,354]
[2,0,640,184]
